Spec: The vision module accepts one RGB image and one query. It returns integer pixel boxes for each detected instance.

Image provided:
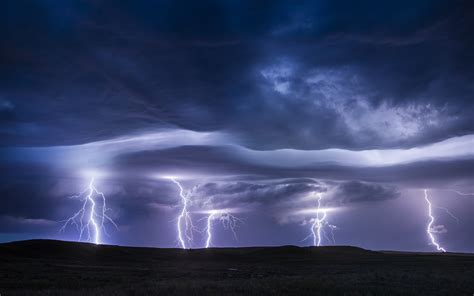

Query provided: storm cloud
[1,0,473,251]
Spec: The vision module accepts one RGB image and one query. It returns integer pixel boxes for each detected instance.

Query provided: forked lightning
[423,189,447,252]
[204,210,242,248]
[60,178,117,244]
[166,177,198,249]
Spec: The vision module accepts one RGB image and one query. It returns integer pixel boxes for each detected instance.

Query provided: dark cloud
[191,179,325,210]
[0,166,181,239]
[1,0,474,250]
[1,0,473,149]
[0,173,66,220]
[0,215,56,233]
[331,181,400,205]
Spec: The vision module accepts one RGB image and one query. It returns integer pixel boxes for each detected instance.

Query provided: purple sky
[1,0,473,252]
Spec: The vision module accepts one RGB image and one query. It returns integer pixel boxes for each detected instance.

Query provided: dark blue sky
[1,0,474,252]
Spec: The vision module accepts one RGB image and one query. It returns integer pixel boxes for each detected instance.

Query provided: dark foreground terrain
[1,240,473,295]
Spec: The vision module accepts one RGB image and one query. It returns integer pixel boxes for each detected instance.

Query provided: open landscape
[1,240,473,295]
[2,1,474,295]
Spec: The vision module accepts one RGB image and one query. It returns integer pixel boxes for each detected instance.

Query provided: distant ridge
[3,239,468,264]
[0,239,372,252]
[0,239,379,262]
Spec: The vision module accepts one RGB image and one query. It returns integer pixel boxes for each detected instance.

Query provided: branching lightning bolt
[444,189,474,196]
[423,189,447,252]
[327,224,338,245]
[302,192,336,247]
[60,178,117,245]
[312,193,327,247]
[434,205,460,224]
[204,210,242,248]
[166,177,198,249]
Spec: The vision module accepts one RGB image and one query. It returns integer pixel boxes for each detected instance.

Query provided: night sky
[1,0,474,252]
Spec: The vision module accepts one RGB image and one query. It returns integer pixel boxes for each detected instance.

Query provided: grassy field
[1,240,473,295]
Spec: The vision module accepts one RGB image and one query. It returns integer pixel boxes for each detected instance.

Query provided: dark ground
[0,240,473,295]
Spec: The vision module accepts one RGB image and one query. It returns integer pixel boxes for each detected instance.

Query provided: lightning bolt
[423,189,447,252]
[204,210,242,248]
[205,211,216,248]
[302,192,335,247]
[312,193,327,247]
[60,178,117,245]
[445,189,474,196]
[434,205,460,224]
[166,177,198,249]
[328,224,338,244]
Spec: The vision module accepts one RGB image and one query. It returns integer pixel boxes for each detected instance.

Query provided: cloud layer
[1,0,473,251]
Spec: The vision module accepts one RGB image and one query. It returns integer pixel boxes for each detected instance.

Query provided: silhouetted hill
[0,239,377,263]
[1,240,473,295]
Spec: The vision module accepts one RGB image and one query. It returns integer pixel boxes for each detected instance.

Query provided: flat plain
[1,240,473,295]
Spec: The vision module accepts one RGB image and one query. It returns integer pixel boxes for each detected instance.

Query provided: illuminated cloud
[1,0,473,251]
